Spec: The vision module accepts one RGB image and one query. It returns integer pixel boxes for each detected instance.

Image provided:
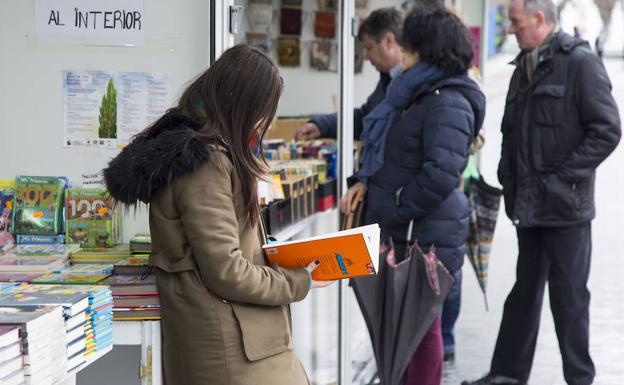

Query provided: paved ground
[443,56,624,385]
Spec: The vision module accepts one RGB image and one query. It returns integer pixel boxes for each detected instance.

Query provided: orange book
[263,224,380,280]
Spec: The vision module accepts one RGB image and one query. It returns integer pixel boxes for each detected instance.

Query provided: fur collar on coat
[103,110,213,205]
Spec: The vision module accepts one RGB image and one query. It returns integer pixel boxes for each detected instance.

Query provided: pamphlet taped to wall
[62,70,171,149]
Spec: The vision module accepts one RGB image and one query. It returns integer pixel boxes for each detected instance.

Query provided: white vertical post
[338,1,355,384]
[212,0,235,62]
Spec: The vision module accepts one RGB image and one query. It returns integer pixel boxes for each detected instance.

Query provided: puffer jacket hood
[417,75,486,139]
[103,110,213,205]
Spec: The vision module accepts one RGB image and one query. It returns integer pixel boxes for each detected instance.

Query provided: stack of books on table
[129,233,151,254]
[0,291,90,371]
[0,325,25,385]
[10,285,114,356]
[99,274,159,320]
[31,271,110,285]
[0,244,78,279]
[0,305,67,385]
[0,273,44,284]
[69,245,130,264]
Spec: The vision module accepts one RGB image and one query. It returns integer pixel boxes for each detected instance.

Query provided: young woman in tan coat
[104,45,329,385]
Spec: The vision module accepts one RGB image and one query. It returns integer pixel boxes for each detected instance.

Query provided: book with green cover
[11,176,66,236]
[65,188,120,248]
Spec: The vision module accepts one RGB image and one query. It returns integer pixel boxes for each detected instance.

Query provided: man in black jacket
[463,1,621,385]
[294,7,403,140]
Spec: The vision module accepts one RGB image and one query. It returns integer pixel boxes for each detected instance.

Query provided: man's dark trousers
[490,225,594,385]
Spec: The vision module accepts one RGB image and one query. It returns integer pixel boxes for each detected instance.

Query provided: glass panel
[230,1,342,384]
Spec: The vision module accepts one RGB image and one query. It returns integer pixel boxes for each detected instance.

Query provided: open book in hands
[263,224,380,281]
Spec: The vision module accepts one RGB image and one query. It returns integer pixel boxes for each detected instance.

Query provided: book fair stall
[0,0,486,384]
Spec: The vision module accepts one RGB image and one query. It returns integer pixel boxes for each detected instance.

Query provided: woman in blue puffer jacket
[341,6,486,385]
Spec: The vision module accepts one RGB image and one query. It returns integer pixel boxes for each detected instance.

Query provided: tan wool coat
[148,150,311,385]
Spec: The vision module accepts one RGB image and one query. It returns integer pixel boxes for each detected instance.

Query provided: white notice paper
[63,70,172,149]
[35,0,145,46]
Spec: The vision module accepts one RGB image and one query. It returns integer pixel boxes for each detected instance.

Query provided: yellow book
[262,224,380,281]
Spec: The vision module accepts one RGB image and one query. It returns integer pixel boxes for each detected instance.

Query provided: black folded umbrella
[351,239,454,385]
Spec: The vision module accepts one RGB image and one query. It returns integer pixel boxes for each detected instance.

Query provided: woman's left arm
[383,100,473,225]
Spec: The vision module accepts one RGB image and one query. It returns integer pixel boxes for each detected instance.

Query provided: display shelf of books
[272,207,338,242]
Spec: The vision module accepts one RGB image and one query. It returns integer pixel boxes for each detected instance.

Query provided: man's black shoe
[444,352,455,362]
[461,373,527,385]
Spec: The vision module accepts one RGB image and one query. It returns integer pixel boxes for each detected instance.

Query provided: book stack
[69,245,130,265]
[0,291,90,371]
[31,272,110,285]
[129,233,151,254]
[0,273,44,284]
[11,176,67,245]
[0,325,25,385]
[0,244,76,278]
[99,275,159,320]
[0,305,67,385]
[113,255,149,275]
[65,188,121,248]
[11,284,114,356]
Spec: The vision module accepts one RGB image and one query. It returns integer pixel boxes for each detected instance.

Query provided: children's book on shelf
[0,180,15,252]
[262,224,380,280]
[0,272,44,283]
[31,273,110,285]
[0,255,67,273]
[11,175,67,236]
[98,274,157,296]
[53,263,114,275]
[0,292,90,317]
[65,188,121,247]
[113,255,150,275]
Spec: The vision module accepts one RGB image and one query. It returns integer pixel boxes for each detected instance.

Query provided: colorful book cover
[11,176,66,236]
[15,234,65,244]
[99,274,156,286]
[16,243,79,256]
[113,255,150,275]
[0,292,89,316]
[54,264,114,275]
[32,273,110,285]
[0,255,67,272]
[0,273,43,282]
[0,180,15,252]
[65,188,119,248]
[262,224,380,280]
[8,283,111,299]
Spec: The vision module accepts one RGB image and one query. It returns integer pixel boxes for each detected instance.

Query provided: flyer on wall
[62,70,171,149]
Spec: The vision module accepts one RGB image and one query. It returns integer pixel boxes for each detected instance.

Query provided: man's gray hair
[524,0,558,24]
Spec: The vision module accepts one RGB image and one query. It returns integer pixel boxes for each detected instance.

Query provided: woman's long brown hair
[174,45,282,226]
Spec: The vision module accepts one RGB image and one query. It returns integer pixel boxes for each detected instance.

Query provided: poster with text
[63,70,171,149]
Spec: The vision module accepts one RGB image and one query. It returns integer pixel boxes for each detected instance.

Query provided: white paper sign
[35,0,145,46]
[62,70,172,149]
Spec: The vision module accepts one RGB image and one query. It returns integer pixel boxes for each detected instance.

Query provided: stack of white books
[0,305,67,385]
[0,292,90,372]
[0,325,25,385]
